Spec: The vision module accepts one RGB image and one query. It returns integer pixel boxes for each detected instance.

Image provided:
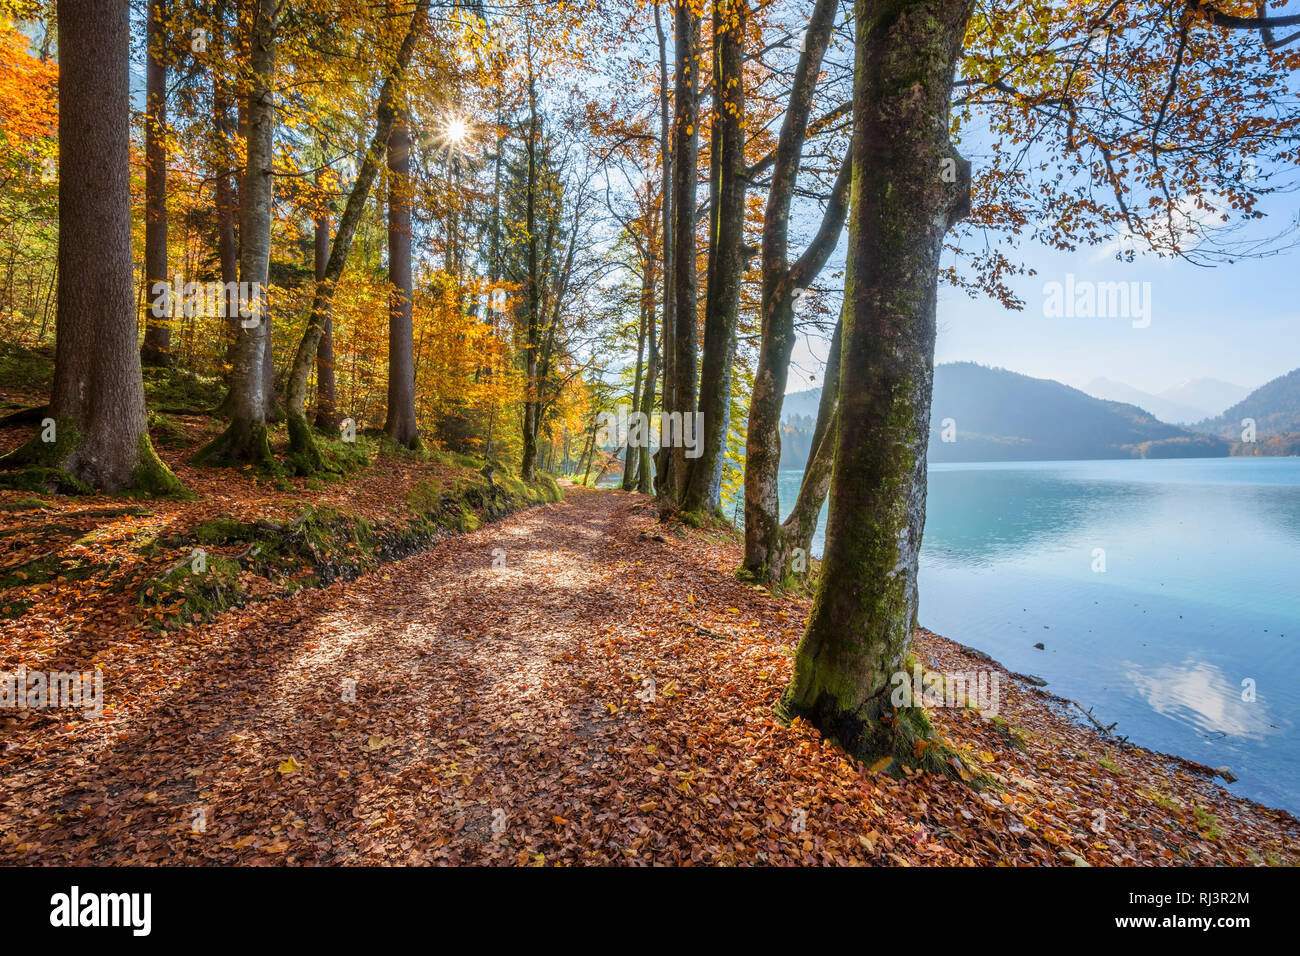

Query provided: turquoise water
[777,458,1300,813]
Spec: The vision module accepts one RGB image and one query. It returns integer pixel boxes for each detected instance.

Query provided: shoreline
[921,627,1292,818]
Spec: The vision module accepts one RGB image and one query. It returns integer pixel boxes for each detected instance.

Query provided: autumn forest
[0,0,1299,878]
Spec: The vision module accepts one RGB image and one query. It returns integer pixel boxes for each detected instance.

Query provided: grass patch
[1193,806,1223,841]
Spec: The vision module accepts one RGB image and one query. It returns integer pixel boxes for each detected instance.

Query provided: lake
[778,457,1300,814]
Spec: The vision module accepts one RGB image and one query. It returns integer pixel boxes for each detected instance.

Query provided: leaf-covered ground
[1,486,1297,865]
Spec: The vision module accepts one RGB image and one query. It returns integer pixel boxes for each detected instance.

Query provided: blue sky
[789,191,1300,397]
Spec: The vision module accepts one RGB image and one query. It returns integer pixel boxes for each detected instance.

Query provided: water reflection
[1124,658,1279,740]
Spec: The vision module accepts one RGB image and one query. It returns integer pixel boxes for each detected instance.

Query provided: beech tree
[196,0,279,467]
[664,0,700,499]
[742,0,851,581]
[779,0,1299,769]
[283,0,430,471]
[778,0,974,768]
[384,106,421,449]
[681,0,746,515]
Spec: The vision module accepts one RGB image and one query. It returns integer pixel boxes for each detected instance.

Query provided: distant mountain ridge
[1162,378,1250,419]
[1189,368,1300,455]
[928,364,1228,462]
[1082,378,1214,425]
[779,363,1239,467]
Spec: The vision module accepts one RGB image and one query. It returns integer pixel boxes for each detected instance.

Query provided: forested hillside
[1192,368,1300,454]
[778,364,1233,466]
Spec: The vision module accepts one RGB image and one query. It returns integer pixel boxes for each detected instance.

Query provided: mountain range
[778,363,1300,467]
[1080,377,1248,425]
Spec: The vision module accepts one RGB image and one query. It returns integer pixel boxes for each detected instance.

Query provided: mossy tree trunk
[779,0,973,766]
[775,296,844,578]
[215,0,241,372]
[742,0,848,580]
[682,0,746,516]
[196,0,277,469]
[139,0,171,368]
[667,0,700,504]
[519,62,542,482]
[637,249,659,495]
[2,0,183,495]
[283,0,429,472]
[622,272,648,491]
[312,200,340,431]
[652,0,675,499]
[383,107,420,449]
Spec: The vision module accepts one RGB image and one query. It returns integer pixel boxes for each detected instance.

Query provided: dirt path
[2,487,1297,865]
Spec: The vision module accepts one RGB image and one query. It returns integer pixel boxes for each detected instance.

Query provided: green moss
[777,645,989,788]
[190,517,259,545]
[141,364,224,413]
[457,503,481,531]
[380,434,429,460]
[533,473,563,503]
[0,418,86,493]
[148,412,190,449]
[0,598,30,619]
[128,433,190,499]
[134,456,555,629]
[140,554,246,628]
[0,553,103,590]
[1193,806,1223,841]
[498,474,527,500]
[407,477,443,514]
[0,496,52,512]
[0,342,54,390]
[192,420,279,472]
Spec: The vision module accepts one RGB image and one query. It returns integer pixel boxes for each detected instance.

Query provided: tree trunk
[140,0,171,367]
[383,108,420,448]
[639,240,660,494]
[622,271,649,491]
[519,53,543,482]
[637,273,658,495]
[682,0,745,515]
[261,304,277,420]
[312,203,339,430]
[579,421,596,486]
[779,0,973,770]
[779,297,844,570]
[742,0,846,581]
[283,0,429,472]
[668,0,700,503]
[195,0,277,468]
[652,1,674,498]
[1,0,182,494]
[213,0,239,370]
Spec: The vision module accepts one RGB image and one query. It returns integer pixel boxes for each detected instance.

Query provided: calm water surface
[778,457,1300,813]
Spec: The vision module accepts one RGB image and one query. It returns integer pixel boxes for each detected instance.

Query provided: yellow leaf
[365,735,393,751]
[868,756,894,775]
[277,756,302,775]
